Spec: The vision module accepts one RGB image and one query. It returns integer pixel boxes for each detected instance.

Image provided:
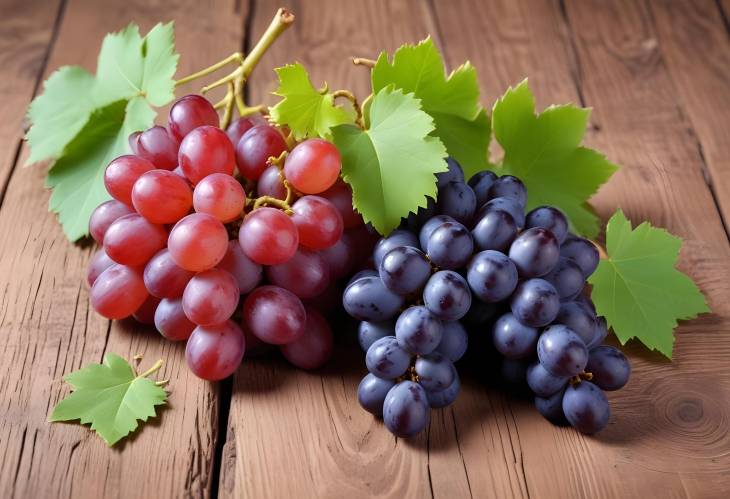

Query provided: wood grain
[0,1,247,497]
[0,0,63,196]
[648,0,730,234]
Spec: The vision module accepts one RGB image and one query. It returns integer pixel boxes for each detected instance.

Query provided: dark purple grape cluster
[343,158,630,437]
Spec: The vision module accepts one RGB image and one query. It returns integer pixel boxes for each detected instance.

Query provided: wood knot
[674,398,704,424]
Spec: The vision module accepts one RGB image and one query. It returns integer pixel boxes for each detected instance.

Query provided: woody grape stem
[174,8,294,124]
[332,89,364,128]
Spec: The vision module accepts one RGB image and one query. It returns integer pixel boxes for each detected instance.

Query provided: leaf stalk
[138,359,164,379]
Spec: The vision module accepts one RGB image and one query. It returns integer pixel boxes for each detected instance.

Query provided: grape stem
[137,359,164,379]
[174,8,295,128]
[284,130,296,149]
[200,8,294,93]
[252,195,292,214]
[569,371,594,385]
[252,151,294,212]
[174,52,244,87]
[268,150,288,168]
[352,57,376,68]
[265,150,298,205]
[332,89,364,128]
[395,363,420,384]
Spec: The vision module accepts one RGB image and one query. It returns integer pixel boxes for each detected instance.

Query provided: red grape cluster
[87,94,374,380]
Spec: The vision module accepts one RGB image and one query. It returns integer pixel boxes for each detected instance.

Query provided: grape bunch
[344,158,630,436]
[87,94,374,381]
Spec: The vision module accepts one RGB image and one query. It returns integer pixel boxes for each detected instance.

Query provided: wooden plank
[648,0,730,232]
[432,0,730,497]
[0,0,63,196]
[218,2,479,498]
[0,1,247,497]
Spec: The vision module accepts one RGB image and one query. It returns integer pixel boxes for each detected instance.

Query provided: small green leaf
[49,354,168,446]
[332,86,447,235]
[492,80,618,238]
[371,38,490,178]
[269,63,356,140]
[25,22,178,241]
[588,210,709,358]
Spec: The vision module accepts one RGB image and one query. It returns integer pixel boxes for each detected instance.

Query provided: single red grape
[235,125,287,180]
[132,169,193,224]
[168,213,229,271]
[284,139,341,194]
[103,214,167,266]
[168,94,219,141]
[238,207,298,265]
[90,264,148,319]
[89,200,134,243]
[143,248,195,298]
[178,126,235,184]
[291,195,343,250]
[136,125,179,170]
[182,268,239,326]
[266,249,330,298]
[243,285,306,345]
[104,155,155,206]
[193,173,246,222]
[155,298,196,341]
[186,321,245,381]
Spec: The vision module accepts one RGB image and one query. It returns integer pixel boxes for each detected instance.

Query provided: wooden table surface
[1,0,730,498]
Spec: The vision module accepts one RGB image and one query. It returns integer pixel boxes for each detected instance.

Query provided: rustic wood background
[1,0,729,497]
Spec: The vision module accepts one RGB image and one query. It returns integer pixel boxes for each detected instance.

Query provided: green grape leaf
[25,22,178,241]
[332,86,447,235]
[269,63,356,140]
[371,38,490,179]
[588,210,709,358]
[492,80,618,238]
[49,354,168,446]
